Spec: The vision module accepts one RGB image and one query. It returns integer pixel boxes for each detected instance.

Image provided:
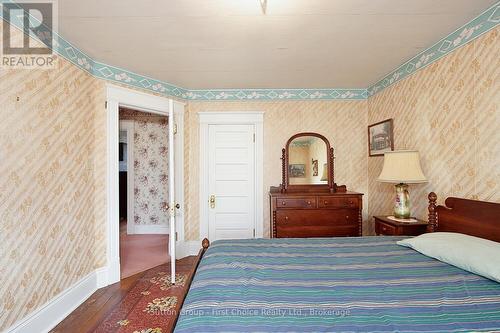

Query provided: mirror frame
[281,132,341,192]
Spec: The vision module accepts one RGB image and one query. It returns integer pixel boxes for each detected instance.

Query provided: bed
[174,193,500,332]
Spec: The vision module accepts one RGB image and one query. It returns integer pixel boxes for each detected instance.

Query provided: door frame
[118,120,135,235]
[105,84,185,285]
[198,112,264,241]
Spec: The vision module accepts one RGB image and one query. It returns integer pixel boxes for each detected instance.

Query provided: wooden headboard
[427,192,500,242]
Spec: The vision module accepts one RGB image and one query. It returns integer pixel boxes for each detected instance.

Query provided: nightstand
[374,216,428,236]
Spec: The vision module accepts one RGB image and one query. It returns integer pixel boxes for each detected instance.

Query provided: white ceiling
[58,0,496,89]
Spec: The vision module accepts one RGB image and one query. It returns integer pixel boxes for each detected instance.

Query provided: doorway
[199,112,264,241]
[119,108,169,278]
[106,84,185,286]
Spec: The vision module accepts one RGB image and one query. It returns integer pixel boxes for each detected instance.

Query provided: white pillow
[397,232,500,283]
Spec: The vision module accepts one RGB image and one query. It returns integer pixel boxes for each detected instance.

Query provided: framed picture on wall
[368,118,394,156]
[289,164,306,178]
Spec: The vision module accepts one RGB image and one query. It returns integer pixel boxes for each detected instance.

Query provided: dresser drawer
[276,197,316,209]
[275,209,359,238]
[318,196,359,209]
[374,216,428,236]
[276,209,358,226]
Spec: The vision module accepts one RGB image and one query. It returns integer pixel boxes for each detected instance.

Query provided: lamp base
[394,183,410,219]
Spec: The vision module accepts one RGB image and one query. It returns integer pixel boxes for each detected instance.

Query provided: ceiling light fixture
[259,0,267,14]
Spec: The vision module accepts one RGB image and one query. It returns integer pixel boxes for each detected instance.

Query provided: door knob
[209,195,216,209]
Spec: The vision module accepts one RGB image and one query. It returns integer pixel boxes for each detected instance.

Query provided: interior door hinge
[253,133,255,142]
[105,101,107,109]
[175,232,178,241]
[174,124,178,135]
[253,229,256,237]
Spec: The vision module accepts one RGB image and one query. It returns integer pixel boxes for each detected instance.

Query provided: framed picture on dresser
[368,118,394,156]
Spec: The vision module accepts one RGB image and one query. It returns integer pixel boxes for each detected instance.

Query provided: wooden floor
[119,220,170,278]
[51,257,197,333]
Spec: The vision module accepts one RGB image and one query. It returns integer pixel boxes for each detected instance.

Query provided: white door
[208,124,255,240]
[168,100,176,283]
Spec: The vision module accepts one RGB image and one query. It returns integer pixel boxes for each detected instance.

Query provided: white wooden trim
[106,98,121,285]
[198,111,264,124]
[119,120,135,235]
[198,112,265,241]
[174,102,185,242]
[106,84,173,285]
[199,121,209,239]
[254,119,264,238]
[133,224,169,234]
[106,84,172,115]
[6,268,107,333]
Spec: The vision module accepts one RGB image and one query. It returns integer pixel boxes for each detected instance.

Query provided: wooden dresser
[271,132,363,238]
[270,189,363,238]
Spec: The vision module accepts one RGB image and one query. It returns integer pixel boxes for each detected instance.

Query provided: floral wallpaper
[0,55,107,330]
[120,109,170,226]
[367,27,499,231]
[184,100,369,240]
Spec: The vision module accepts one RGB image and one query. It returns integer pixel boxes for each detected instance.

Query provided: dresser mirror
[281,132,344,192]
[288,135,328,185]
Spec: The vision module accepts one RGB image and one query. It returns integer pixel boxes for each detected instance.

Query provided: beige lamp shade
[377,150,427,184]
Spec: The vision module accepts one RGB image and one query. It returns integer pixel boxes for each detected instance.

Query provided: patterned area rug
[94,263,191,333]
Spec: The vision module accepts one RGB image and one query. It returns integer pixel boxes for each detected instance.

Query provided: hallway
[120,220,170,279]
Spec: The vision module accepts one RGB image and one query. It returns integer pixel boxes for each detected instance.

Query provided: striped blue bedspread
[174,237,500,332]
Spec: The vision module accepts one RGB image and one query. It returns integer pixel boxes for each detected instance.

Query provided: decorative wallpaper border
[368,2,500,96]
[185,88,368,101]
[1,1,499,101]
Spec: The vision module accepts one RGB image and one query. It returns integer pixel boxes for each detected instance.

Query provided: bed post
[427,192,437,233]
[281,148,287,192]
[202,238,210,251]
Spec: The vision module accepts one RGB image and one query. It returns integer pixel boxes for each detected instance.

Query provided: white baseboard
[96,267,110,288]
[131,224,169,234]
[5,240,202,333]
[176,240,201,259]
[6,267,108,333]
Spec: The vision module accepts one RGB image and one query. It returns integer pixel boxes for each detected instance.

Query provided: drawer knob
[282,201,286,205]
[345,215,349,219]
[349,200,354,205]
[324,200,328,205]
[307,201,311,205]
[285,216,289,221]
[382,226,387,231]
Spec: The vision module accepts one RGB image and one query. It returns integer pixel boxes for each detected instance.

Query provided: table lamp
[377,150,427,219]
